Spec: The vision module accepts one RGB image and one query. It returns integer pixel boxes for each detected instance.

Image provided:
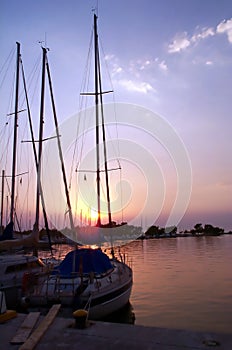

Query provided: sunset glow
[0,1,232,232]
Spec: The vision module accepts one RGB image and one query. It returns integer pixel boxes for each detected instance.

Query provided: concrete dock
[1,309,232,349]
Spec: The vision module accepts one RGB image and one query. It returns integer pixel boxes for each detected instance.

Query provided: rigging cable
[99,37,125,223]
[70,30,94,191]
[0,46,15,89]
[69,29,94,222]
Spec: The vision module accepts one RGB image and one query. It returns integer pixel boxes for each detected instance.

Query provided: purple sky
[0,1,232,231]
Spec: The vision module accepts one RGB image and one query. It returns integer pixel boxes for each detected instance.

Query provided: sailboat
[0,43,48,308]
[24,14,138,319]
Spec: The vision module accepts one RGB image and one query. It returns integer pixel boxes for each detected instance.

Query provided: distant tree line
[144,225,177,238]
[190,223,224,236]
[143,223,232,239]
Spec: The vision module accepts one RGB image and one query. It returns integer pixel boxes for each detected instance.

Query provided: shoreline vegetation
[140,223,232,240]
[0,223,231,245]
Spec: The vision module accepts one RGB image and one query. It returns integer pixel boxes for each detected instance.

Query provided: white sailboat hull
[25,256,133,320]
[87,283,132,320]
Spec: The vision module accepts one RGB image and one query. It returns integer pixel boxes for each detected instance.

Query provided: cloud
[159,60,168,71]
[112,65,123,75]
[140,60,151,70]
[192,58,214,66]
[191,27,215,42]
[104,55,159,94]
[104,54,123,76]
[116,79,155,94]
[168,32,191,53]
[168,27,215,54]
[216,18,232,43]
[128,59,147,76]
[168,18,232,55]
[129,57,168,74]
[105,54,115,61]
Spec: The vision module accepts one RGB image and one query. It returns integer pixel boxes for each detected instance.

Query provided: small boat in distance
[24,13,137,319]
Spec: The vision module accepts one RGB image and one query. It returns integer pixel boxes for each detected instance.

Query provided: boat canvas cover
[52,249,113,277]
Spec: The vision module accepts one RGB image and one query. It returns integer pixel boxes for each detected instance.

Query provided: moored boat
[22,13,137,318]
[24,247,133,319]
[0,252,46,308]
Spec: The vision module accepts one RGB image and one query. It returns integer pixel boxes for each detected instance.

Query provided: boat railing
[113,251,133,269]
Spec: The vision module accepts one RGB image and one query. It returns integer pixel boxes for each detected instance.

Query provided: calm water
[127,235,232,334]
[41,235,232,334]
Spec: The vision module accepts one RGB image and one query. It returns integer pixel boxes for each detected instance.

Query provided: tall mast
[21,56,53,254]
[94,14,101,227]
[35,47,46,231]
[10,42,20,223]
[94,14,113,226]
[81,14,113,226]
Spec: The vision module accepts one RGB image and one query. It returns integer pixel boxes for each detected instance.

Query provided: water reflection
[100,302,135,324]
[124,236,232,334]
[39,235,232,333]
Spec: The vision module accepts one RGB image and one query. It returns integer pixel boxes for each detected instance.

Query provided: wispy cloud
[105,54,115,61]
[168,32,191,53]
[102,54,154,94]
[129,57,169,76]
[113,66,123,75]
[116,79,155,94]
[168,18,232,55]
[216,18,232,43]
[168,27,214,53]
[191,27,215,42]
[104,55,162,94]
[158,60,168,72]
[105,54,123,76]
[139,60,151,70]
[192,58,214,66]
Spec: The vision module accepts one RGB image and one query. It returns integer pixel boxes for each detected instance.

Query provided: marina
[1,234,231,334]
[38,235,232,334]
[1,3,232,349]
[0,13,139,321]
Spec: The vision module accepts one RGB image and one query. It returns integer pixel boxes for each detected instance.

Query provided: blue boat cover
[53,248,113,276]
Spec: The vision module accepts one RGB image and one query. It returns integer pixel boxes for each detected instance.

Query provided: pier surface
[1,312,232,349]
